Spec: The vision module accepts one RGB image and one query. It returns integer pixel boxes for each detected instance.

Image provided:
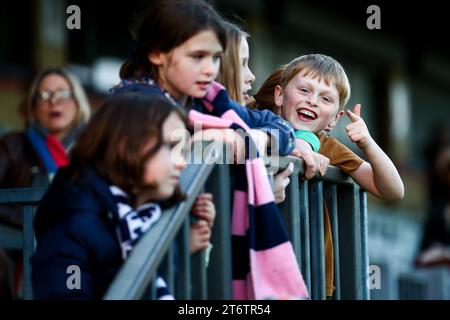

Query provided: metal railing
[0,142,369,300]
[104,143,369,300]
[0,187,46,300]
[270,156,369,300]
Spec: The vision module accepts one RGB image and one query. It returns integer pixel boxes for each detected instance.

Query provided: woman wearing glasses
[0,67,91,228]
[0,67,91,299]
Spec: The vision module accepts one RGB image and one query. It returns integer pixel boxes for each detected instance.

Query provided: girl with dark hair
[111,0,308,299]
[31,93,189,299]
[114,0,296,157]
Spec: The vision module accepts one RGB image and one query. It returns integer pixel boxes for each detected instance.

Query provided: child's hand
[189,220,211,254]
[291,139,330,179]
[191,193,216,228]
[293,137,314,154]
[346,104,373,150]
[273,162,294,203]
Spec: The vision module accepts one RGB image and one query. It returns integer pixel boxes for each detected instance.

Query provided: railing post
[325,183,341,300]
[191,250,208,299]
[277,163,301,267]
[149,274,157,299]
[205,162,232,300]
[309,180,326,300]
[299,180,311,293]
[337,184,363,299]
[190,184,208,301]
[22,205,35,300]
[0,188,46,300]
[160,245,175,294]
[359,190,370,300]
[175,217,192,299]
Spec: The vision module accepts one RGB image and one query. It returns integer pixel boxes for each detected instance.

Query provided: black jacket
[31,166,123,299]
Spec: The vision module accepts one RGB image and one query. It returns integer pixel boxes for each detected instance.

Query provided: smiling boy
[275,54,404,200]
[273,54,404,297]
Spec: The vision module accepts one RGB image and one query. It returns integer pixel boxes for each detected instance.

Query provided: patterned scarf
[109,185,173,300]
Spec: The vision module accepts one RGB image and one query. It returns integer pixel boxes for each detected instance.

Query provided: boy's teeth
[299,109,316,118]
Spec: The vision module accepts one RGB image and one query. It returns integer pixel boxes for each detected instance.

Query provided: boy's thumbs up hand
[346,103,361,122]
[345,104,373,150]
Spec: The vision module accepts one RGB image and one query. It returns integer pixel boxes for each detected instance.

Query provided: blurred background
[1,0,449,299]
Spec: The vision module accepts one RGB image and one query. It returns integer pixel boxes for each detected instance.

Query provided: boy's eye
[300,88,309,94]
[321,96,332,103]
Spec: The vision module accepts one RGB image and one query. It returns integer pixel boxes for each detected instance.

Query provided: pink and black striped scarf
[191,82,308,300]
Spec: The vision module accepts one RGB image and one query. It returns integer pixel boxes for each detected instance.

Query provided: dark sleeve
[0,132,35,188]
[0,134,13,186]
[228,100,296,156]
[31,226,95,299]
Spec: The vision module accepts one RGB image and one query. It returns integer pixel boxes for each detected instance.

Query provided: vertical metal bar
[299,180,311,293]
[325,183,341,300]
[359,190,369,300]
[337,184,362,299]
[278,166,301,265]
[191,250,207,299]
[190,177,208,302]
[205,163,232,299]
[309,180,325,300]
[175,217,191,299]
[268,173,275,191]
[164,246,175,294]
[156,248,175,299]
[150,274,157,300]
[22,205,34,300]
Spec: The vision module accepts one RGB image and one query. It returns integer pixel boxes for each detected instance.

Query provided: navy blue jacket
[31,166,123,299]
[112,83,296,156]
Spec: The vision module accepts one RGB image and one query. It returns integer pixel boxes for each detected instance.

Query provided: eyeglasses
[36,89,73,103]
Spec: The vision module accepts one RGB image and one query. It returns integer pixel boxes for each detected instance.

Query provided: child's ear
[148,51,164,66]
[325,110,344,132]
[274,85,284,108]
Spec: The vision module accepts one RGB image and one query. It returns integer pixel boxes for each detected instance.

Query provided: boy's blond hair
[280,54,351,112]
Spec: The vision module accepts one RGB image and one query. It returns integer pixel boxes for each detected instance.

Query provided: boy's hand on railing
[346,104,374,150]
[273,162,294,203]
[291,139,330,179]
[191,193,216,228]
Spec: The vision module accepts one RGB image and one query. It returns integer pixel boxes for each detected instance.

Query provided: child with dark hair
[31,93,190,299]
[115,0,296,158]
[112,0,308,299]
